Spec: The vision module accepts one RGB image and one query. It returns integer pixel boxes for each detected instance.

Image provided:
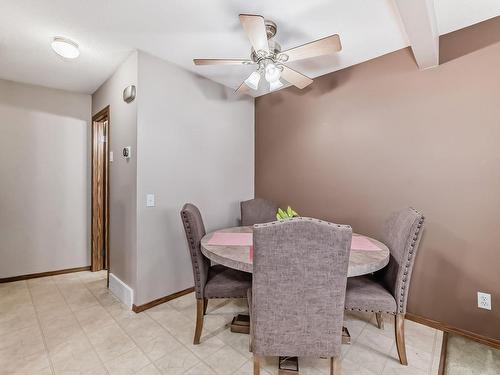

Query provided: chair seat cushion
[204,265,252,299]
[345,275,397,314]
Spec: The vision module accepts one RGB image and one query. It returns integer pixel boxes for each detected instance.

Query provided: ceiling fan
[193,14,342,95]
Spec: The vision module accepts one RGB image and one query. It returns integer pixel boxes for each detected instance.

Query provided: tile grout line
[353,314,392,375]
[143,307,210,374]
[147,299,276,375]
[51,273,111,374]
[429,330,436,374]
[7,276,440,375]
[81,272,161,374]
[143,302,250,374]
[25,279,57,375]
[429,329,439,375]
[161,299,387,375]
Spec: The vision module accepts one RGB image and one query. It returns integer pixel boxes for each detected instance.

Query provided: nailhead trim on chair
[397,208,425,313]
[345,307,396,315]
[182,206,250,302]
[344,208,425,316]
[254,216,352,231]
[181,210,203,299]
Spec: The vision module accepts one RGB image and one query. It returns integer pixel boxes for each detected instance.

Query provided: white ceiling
[0,0,499,95]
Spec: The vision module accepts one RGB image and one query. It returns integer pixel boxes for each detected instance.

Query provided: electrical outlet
[477,292,491,310]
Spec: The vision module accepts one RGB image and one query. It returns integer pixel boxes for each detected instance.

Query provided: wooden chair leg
[375,312,384,330]
[253,355,260,375]
[203,298,208,315]
[395,313,408,365]
[193,299,204,345]
[330,357,341,375]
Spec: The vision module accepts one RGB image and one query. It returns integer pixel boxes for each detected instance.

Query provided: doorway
[91,106,110,273]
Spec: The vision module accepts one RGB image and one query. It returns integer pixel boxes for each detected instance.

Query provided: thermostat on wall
[123,146,131,159]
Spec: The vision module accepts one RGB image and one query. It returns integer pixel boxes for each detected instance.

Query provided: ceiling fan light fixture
[51,37,80,59]
[269,80,283,91]
[264,62,281,83]
[244,71,261,90]
[194,15,341,96]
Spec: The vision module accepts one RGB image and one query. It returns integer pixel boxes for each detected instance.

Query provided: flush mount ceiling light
[51,37,80,59]
[193,14,342,95]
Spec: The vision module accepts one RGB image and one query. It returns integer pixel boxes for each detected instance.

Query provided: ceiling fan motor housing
[250,19,287,64]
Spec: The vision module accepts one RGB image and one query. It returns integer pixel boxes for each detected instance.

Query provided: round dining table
[200,225,390,278]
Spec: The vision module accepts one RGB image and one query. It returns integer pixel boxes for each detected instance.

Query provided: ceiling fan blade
[281,66,313,89]
[193,58,254,66]
[239,14,269,54]
[281,34,341,62]
[235,81,251,95]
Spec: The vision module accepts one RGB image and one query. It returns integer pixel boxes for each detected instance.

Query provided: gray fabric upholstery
[250,217,352,357]
[380,207,425,313]
[204,265,252,298]
[345,207,425,314]
[181,203,210,299]
[344,275,397,313]
[240,198,279,226]
[181,203,252,300]
[247,288,252,317]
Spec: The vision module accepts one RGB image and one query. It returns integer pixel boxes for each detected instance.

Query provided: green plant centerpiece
[276,206,299,220]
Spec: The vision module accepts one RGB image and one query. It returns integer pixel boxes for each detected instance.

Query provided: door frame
[91,106,110,277]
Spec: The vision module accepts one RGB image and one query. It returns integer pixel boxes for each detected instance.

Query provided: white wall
[92,51,138,291]
[135,51,254,305]
[0,79,91,278]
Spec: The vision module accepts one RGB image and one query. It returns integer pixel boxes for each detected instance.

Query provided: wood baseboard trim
[405,312,500,350]
[0,266,91,283]
[132,287,195,313]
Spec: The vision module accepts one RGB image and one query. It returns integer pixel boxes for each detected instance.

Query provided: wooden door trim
[91,106,110,277]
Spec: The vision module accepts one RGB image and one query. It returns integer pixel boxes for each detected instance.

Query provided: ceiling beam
[394,0,439,69]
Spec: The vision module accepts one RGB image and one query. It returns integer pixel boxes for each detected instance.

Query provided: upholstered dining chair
[180,203,252,345]
[344,207,425,365]
[240,198,279,226]
[249,218,352,375]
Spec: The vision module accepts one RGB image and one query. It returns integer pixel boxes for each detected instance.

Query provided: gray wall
[92,51,138,290]
[0,79,91,278]
[255,19,500,341]
[135,52,254,305]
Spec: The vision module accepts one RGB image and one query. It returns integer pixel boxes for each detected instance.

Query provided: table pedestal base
[229,316,351,344]
[342,326,351,344]
[230,314,250,334]
[279,356,299,374]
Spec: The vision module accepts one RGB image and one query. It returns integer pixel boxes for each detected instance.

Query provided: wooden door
[91,115,109,272]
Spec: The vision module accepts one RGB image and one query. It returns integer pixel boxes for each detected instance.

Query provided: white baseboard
[109,273,134,309]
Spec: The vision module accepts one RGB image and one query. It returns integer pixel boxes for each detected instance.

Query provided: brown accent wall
[255,18,500,341]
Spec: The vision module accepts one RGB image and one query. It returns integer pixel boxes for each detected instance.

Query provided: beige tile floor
[0,271,443,375]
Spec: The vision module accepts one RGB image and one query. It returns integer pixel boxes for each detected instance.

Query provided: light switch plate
[109,151,114,162]
[478,292,491,310]
[146,194,155,207]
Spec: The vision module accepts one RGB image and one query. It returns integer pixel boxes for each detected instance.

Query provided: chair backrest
[252,217,352,357]
[240,198,279,226]
[180,203,210,300]
[379,207,425,314]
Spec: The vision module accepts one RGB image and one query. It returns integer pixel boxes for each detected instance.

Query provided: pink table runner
[350,236,381,251]
[207,232,253,246]
[207,232,380,251]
